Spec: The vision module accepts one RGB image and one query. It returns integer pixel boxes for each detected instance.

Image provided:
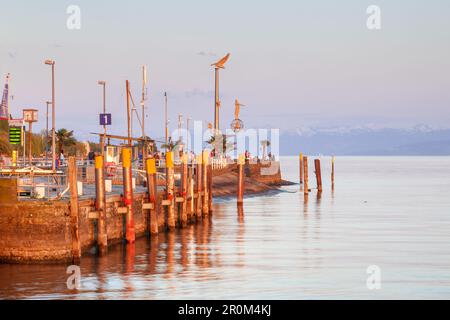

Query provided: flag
[0,74,10,120]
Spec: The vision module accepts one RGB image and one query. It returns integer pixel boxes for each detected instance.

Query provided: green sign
[9,126,22,145]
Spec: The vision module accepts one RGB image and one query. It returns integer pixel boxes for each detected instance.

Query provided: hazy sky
[1,0,449,141]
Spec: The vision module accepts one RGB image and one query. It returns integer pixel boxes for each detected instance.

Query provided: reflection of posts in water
[303,156,309,195]
[314,159,323,193]
[95,156,108,254]
[303,193,309,215]
[122,148,135,243]
[95,254,107,298]
[123,242,135,298]
[148,235,160,274]
[180,228,189,269]
[237,205,244,223]
[125,243,135,274]
[165,232,175,275]
[194,217,212,269]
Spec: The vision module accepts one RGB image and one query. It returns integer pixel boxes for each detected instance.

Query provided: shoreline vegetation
[0,119,100,158]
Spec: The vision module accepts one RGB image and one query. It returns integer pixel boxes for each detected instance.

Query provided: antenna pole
[126,80,132,146]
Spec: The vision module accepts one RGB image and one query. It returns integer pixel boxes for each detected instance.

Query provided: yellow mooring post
[180,154,188,227]
[146,158,159,235]
[299,153,304,186]
[237,154,245,205]
[95,156,108,254]
[195,154,203,219]
[303,156,309,196]
[202,151,209,216]
[332,156,335,190]
[122,148,135,243]
[166,151,176,230]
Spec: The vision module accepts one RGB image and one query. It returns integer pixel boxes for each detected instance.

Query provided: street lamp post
[98,81,106,159]
[186,117,191,154]
[46,101,51,163]
[44,60,56,171]
[164,92,169,146]
[211,53,230,132]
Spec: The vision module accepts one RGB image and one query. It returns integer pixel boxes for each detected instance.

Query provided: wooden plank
[176,197,185,203]
[161,199,171,206]
[142,203,154,210]
[88,211,100,219]
[117,207,128,214]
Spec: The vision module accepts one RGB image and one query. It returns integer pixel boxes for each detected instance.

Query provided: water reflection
[3,157,450,299]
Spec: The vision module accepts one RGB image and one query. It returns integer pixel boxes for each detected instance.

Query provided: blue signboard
[100,113,112,126]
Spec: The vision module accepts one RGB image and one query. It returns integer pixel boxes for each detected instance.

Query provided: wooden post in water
[207,162,213,214]
[95,156,108,254]
[68,157,81,263]
[146,158,159,235]
[188,163,194,220]
[180,154,188,227]
[202,151,209,216]
[237,154,245,205]
[195,154,203,219]
[166,151,176,229]
[331,156,335,189]
[303,156,309,195]
[299,153,304,186]
[122,148,135,243]
[314,159,323,193]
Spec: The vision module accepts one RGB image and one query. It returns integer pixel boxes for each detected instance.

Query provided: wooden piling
[237,154,245,205]
[188,163,194,220]
[202,151,209,216]
[207,162,213,214]
[180,154,188,227]
[303,156,309,195]
[145,158,159,235]
[331,156,335,189]
[314,159,323,193]
[122,148,135,243]
[95,156,108,254]
[166,151,176,229]
[68,157,81,263]
[299,153,304,185]
[195,154,203,219]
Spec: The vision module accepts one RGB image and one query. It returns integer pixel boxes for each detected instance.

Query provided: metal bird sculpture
[234,99,246,120]
[211,53,231,69]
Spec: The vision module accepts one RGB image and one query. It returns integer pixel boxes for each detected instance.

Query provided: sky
[1,0,450,142]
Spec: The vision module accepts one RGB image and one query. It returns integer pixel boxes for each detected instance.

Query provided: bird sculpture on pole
[231,99,245,133]
[211,53,230,132]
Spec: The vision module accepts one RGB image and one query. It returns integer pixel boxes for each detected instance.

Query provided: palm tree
[207,134,235,156]
[260,140,271,160]
[56,128,77,155]
[160,137,181,152]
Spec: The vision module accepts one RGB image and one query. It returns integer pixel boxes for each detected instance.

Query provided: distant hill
[280,126,450,156]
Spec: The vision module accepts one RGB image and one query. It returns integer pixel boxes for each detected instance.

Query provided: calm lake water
[1,156,450,300]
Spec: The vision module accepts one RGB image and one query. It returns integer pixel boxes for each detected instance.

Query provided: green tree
[56,129,77,155]
[161,137,181,152]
